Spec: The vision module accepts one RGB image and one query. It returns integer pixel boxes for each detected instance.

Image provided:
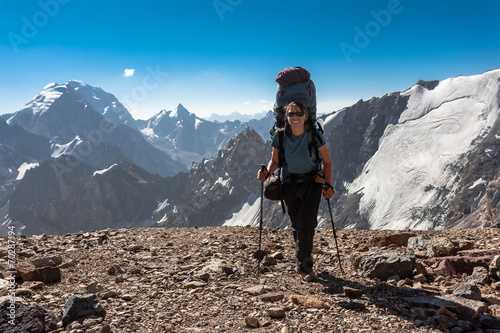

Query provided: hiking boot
[297,257,314,274]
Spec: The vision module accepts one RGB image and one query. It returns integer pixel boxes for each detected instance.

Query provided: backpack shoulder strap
[306,119,324,169]
[277,129,285,168]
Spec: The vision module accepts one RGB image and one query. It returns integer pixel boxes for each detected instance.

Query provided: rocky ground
[2,225,500,332]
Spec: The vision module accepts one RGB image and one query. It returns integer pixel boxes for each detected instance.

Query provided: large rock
[467,266,490,285]
[453,283,482,301]
[30,255,63,268]
[0,300,58,332]
[404,295,487,321]
[431,237,474,257]
[368,232,416,247]
[424,255,492,276]
[61,293,106,327]
[358,250,416,280]
[489,254,500,279]
[22,267,61,284]
[407,236,432,251]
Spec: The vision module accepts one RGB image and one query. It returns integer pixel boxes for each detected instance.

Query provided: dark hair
[284,101,309,136]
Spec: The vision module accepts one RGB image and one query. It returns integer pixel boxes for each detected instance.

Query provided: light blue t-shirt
[272,130,326,174]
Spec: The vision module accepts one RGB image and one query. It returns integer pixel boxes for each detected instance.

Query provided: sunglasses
[286,111,305,117]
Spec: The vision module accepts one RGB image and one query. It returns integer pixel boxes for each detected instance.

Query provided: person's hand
[257,168,268,181]
[322,183,334,199]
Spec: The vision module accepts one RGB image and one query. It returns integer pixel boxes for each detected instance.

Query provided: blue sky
[1,0,499,120]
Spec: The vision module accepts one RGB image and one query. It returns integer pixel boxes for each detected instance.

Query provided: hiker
[257,101,334,280]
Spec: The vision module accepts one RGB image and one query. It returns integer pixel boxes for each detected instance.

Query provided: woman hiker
[257,101,334,281]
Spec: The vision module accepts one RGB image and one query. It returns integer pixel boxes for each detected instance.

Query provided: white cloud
[123,69,135,77]
[260,100,271,104]
[243,101,251,104]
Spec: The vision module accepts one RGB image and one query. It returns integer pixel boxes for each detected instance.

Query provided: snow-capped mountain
[66,80,138,128]
[205,110,268,123]
[328,69,500,230]
[139,104,253,168]
[6,81,186,177]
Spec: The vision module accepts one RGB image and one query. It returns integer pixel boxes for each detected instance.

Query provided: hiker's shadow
[314,270,494,332]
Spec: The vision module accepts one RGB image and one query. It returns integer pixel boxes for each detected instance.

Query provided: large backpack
[273,67,317,128]
[271,66,324,161]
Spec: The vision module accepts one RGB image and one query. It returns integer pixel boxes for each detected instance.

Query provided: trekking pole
[324,186,344,274]
[257,164,266,275]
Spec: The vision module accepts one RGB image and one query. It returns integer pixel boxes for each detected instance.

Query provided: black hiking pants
[282,180,322,273]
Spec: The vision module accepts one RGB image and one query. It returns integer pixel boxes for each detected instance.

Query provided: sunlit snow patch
[93,164,118,176]
[16,162,39,180]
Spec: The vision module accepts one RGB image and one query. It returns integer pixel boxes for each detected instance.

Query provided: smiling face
[286,103,307,131]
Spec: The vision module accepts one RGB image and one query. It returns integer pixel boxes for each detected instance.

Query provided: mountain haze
[6,81,186,177]
[138,104,274,168]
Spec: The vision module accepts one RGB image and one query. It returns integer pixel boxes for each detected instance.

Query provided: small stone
[415,251,429,258]
[121,294,136,300]
[129,267,141,274]
[290,295,327,309]
[483,294,500,305]
[343,286,364,298]
[107,264,124,275]
[15,288,33,296]
[99,291,119,299]
[21,281,45,290]
[397,278,413,287]
[182,281,207,289]
[414,274,427,282]
[87,282,105,294]
[436,306,457,320]
[243,285,266,296]
[267,307,286,318]
[126,245,142,251]
[245,316,260,328]
[260,293,284,302]
[270,251,284,260]
[339,299,366,310]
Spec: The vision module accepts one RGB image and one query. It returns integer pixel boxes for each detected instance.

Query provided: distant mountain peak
[170,103,191,118]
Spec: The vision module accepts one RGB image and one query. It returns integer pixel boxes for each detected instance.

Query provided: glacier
[347,69,500,230]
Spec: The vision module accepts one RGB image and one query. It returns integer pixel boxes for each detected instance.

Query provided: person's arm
[318,144,334,198]
[258,147,280,181]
